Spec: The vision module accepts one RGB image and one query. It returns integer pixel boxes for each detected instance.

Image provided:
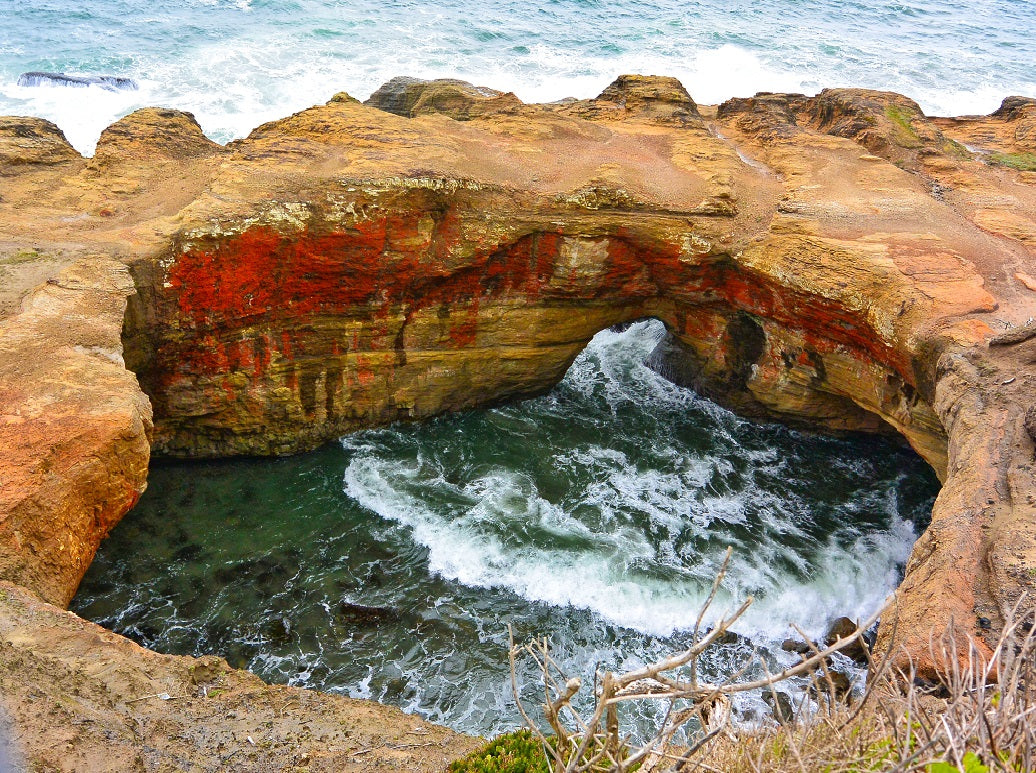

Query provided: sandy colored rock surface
[0,582,478,771]
[0,257,152,608]
[1,75,1035,762]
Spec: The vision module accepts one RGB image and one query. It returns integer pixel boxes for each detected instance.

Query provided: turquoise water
[1,0,1034,154]
[73,321,940,735]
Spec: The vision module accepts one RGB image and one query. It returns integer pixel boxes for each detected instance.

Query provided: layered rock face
[0,258,152,608]
[2,78,1036,712]
[127,79,971,478]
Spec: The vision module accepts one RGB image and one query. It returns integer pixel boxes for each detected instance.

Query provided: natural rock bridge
[1,75,1035,767]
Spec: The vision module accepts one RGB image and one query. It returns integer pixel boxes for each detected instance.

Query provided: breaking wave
[73,319,939,735]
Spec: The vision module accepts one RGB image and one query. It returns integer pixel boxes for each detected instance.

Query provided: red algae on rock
[1,76,1035,766]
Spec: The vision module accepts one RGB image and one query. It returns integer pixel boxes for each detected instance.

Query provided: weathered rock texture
[0,257,152,608]
[0,581,477,771]
[1,77,1036,760]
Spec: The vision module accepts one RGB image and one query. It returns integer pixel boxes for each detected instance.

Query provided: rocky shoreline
[1,75,1034,769]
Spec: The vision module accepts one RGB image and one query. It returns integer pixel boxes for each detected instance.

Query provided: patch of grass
[0,249,45,265]
[448,730,549,773]
[885,104,923,148]
[942,139,972,160]
[988,152,1036,172]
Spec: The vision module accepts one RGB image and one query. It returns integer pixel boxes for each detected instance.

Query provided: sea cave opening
[72,318,940,736]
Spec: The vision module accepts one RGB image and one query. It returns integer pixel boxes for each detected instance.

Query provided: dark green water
[73,320,940,734]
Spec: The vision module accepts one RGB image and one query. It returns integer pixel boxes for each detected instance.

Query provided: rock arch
[2,77,1035,689]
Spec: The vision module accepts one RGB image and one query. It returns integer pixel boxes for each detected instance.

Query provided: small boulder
[762,690,795,724]
[825,617,870,664]
[364,77,522,120]
[781,638,812,656]
[810,669,853,702]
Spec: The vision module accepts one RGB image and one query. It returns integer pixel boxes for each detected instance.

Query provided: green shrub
[448,730,549,773]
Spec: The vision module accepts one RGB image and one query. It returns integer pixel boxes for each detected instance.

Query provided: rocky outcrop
[934,95,1036,161]
[1,76,1035,717]
[363,76,522,120]
[0,258,152,607]
[562,73,703,125]
[0,581,477,770]
[91,107,223,165]
[0,116,81,170]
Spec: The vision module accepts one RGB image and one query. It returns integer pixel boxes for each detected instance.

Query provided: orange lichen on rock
[1,77,1036,760]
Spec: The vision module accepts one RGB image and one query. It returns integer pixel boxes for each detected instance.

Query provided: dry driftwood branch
[508,548,887,773]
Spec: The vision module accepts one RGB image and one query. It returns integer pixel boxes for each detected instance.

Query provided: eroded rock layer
[0,258,152,608]
[0,581,476,771]
[1,77,1036,763]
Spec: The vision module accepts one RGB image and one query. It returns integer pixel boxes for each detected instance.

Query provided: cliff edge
[1,78,1035,767]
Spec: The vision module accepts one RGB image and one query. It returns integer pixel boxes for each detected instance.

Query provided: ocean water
[73,321,940,735]
[1,0,1035,155]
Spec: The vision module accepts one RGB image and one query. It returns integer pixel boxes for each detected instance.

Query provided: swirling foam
[342,321,922,642]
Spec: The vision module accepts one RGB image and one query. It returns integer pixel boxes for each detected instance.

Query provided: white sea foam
[4,0,1034,155]
[341,320,922,645]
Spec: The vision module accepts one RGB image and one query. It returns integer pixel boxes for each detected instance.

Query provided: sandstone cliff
[1,76,1035,766]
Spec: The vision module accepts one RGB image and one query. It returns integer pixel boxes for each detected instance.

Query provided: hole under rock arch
[74,318,940,737]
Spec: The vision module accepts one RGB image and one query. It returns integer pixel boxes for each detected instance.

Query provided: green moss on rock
[885,104,922,148]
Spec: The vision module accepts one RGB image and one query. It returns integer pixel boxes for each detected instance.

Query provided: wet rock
[825,617,870,664]
[708,629,752,647]
[608,316,653,334]
[810,670,853,702]
[781,638,812,656]
[337,601,400,626]
[762,690,795,724]
[17,71,138,91]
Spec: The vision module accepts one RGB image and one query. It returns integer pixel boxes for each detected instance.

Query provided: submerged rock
[337,601,400,626]
[18,71,138,91]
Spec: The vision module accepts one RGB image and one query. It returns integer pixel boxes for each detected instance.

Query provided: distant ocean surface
[1,0,1034,155]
